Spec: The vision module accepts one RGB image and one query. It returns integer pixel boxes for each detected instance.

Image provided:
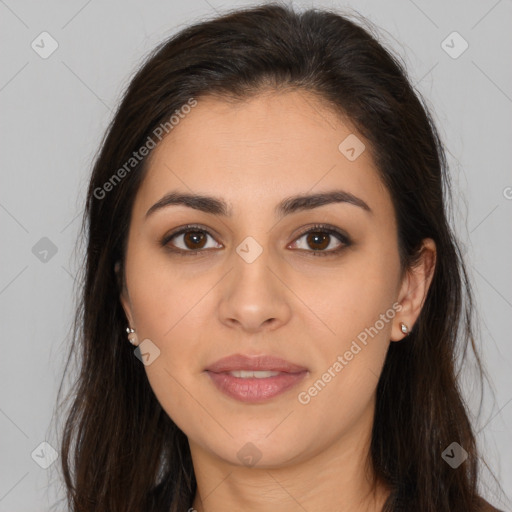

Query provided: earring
[126,326,139,346]
[400,322,409,336]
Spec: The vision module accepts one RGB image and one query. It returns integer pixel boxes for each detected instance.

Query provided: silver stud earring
[400,322,409,336]
[126,326,139,346]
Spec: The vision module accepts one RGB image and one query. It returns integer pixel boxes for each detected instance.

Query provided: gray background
[1,0,511,510]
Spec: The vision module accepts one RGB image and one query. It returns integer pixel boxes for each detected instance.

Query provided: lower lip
[206,370,308,403]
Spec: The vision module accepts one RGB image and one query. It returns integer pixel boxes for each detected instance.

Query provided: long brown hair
[54,3,503,511]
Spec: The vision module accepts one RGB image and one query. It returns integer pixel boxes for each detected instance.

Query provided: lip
[205,354,308,373]
[205,354,308,403]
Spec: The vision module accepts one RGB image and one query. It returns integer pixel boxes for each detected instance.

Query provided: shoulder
[478,497,505,512]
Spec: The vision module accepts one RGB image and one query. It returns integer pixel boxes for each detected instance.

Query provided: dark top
[480,497,506,512]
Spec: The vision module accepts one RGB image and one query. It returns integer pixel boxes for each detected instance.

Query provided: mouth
[204,354,308,403]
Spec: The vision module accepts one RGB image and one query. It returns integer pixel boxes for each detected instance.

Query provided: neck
[188,401,391,512]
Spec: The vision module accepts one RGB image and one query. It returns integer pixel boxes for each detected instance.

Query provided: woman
[56,3,505,511]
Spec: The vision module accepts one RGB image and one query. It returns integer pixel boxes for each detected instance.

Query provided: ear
[391,238,436,341]
[115,260,135,329]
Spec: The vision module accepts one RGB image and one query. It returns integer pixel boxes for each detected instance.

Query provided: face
[120,90,425,469]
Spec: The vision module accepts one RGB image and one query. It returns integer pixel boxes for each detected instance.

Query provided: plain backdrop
[1,0,511,510]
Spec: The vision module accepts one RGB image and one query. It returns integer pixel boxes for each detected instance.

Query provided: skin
[119,89,436,512]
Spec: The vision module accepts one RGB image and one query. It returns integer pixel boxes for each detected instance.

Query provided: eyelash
[160,223,351,257]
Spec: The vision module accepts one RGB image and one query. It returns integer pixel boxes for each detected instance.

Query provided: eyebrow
[145,189,372,219]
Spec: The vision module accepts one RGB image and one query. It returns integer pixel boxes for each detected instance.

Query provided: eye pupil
[184,231,207,250]
[307,231,329,250]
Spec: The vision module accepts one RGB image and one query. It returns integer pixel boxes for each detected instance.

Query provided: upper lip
[205,354,308,373]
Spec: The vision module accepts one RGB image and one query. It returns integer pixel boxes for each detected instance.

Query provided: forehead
[134,90,392,219]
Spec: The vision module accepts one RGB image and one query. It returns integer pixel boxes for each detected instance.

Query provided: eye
[161,223,351,257]
[289,224,351,257]
[161,224,222,255]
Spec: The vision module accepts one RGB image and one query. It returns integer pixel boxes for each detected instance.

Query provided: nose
[217,246,292,334]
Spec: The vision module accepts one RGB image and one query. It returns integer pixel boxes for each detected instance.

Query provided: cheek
[125,244,202,338]
[297,249,399,412]
[306,249,400,347]
[294,286,395,442]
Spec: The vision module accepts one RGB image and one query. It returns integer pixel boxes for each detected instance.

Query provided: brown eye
[305,231,331,251]
[290,225,351,257]
[161,223,350,257]
[182,230,208,250]
[162,225,222,254]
